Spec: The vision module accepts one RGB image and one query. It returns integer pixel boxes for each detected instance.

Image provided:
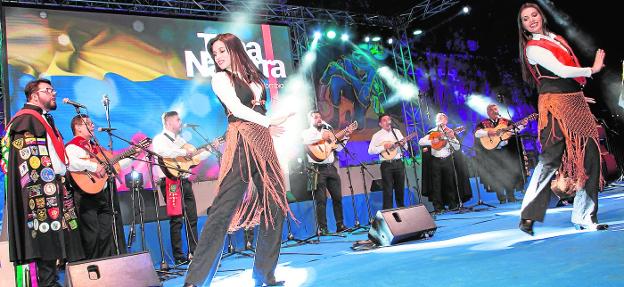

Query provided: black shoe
[574,223,609,231]
[336,224,348,233]
[519,219,534,236]
[255,280,286,287]
[318,227,329,236]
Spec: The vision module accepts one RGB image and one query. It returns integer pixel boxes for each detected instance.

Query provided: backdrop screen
[2,7,294,189]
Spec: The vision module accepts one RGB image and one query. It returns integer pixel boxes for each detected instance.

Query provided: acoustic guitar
[479,113,537,150]
[306,121,358,162]
[159,136,224,179]
[378,131,419,160]
[429,126,465,150]
[68,138,151,194]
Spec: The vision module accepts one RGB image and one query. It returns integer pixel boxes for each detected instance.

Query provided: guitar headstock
[211,136,225,148]
[454,126,466,134]
[346,121,358,132]
[129,138,152,155]
[527,113,538,121]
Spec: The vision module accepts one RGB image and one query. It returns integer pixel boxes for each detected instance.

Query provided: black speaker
[65,252,160,287]
[368,204,437,246]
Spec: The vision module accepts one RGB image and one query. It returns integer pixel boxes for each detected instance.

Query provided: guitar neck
[110,148,134,165]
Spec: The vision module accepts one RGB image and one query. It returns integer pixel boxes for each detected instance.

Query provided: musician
[368,113,406,209]
[474,104,528,204]
[418,113,467,213]
[4,79,83,286]
[301,110,348,234]
[66,114,133,259]
[153,111,207,264]
[517,3,607,235]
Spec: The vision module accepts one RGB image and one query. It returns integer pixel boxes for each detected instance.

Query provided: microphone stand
[389,126,419,205]
[463,144,496,210]
[103,96,113,150]
[500,97,527,187]
[282,165,322,248]
[337,140,374,230]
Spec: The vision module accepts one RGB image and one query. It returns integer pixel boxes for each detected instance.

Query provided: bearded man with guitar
[66,114,147,259]
[302,110,355,234]
[474,104,532,204]
[418,113,469,213]
[152,111,213,265]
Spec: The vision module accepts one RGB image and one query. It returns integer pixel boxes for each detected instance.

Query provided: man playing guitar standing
[153,111,210,265]
[419,113,462,213]
[66,114,136,258]
[368,113,407,209]
[301,111,350,234]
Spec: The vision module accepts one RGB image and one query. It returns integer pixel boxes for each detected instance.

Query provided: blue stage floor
[154,184,624,287]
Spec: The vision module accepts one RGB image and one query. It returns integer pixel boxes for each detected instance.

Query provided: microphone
[321,121,332,129]
[98,127,117,132]
[183,123,200,128]
[102,94,110,106]
[63,98,86,109]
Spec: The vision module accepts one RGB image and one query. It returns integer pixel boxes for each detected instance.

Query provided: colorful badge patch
[30,170,40,182]
[40,156,52,167]
[29,156,41,169]
[64,208,77,221]
[48,207,60,220]
[27,184,42,197]
[12,138,24,149]
[36,209,47,221]
[19,148,31,160]
[33,219,39,230]
[43,183,57,196]
[24,132,34,138]
[39,146,49,156]
[19,161,29,177]
[39,222,50,233]
[40,167,55,182]
[31,230,37,239]
[20,174,31,188]
[62,219,67,230]
[46,197,58,208]
[24,137,36,146]
[27,220,34,229]
[36,138,46,145]
[35,197,45,209]
[50,221,61,231]
[29,146,39,156]
[68,219,78,230]
[28,199,35,210]
[63,199,74,211]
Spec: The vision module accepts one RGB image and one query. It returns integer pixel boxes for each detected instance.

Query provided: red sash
[526,35,586,86]
[165,177,183,217]
[8,109,68,165]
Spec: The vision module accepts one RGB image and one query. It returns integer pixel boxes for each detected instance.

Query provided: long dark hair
[208,33,266,87]
[517,2,551,88]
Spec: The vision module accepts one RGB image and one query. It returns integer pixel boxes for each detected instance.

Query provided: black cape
[6,105,84,263]
[421,146,473,204]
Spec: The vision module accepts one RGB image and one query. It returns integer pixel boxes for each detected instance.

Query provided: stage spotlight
[413,29,423,35]
[313,31,321,39]
[341,33,349,41]
[462,6,471,14]
[387,38,393,44]
[371,36,381,42]
[364,36,370,43]
[327,30,336,39]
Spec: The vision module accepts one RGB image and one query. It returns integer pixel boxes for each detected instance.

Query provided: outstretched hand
[590,49,606,74]
[584,97,596,104]
[269,124,285,137]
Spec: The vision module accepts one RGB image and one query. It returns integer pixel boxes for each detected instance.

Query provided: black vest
[218,73,267,123]
[534,65,582,94]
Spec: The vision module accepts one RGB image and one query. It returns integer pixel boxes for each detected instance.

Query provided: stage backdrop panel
[1,7,294,190]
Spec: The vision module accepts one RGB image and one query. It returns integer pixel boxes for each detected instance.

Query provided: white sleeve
[302,128,323,145]
[152,135,186,158]
[474,129,488,138]
[368,132,385,155]
[526,46,592,78]
[66,144,98,172]
[418,135,431,146]
[449,138,461,150]
[212,72,271,127]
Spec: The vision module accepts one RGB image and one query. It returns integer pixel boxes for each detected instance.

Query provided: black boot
[519,219,534,236]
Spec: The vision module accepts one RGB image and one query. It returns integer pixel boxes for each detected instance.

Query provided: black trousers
[36,259,59,287]
[159,178,198,260]
[185,140,285,286]
[75,189,113,259]
[430,156,460,210]
[520,115,600,223]
[312,164,344,230]
[380,160,406,209]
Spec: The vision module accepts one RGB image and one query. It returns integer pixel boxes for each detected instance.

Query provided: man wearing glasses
[4,79,84,286]
[65,114,134,259]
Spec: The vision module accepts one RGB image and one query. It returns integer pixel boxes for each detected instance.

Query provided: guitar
[159,136,224,179]
[306,121,358,162]
[378,131,419,160]
[429,126,465,150]
[479,113,538,150]
[68,138,151,194]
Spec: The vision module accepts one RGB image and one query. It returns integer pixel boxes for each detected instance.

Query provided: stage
[116,183,624,287]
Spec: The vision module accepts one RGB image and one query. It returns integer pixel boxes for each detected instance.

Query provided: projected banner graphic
[2,7,294,189]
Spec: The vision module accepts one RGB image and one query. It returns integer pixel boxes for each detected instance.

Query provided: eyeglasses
[36,88,57,95]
